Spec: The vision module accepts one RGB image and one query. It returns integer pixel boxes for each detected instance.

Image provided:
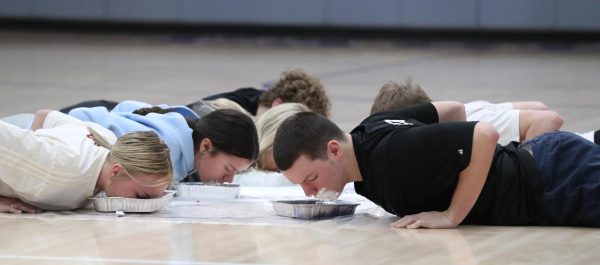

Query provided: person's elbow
[475,122,500,146]
[544,110,564,131]
[446,101,466,122]
[31,109,53,130]
[433,101,466,122]
[35,109,52,118]
[34,109,53,123]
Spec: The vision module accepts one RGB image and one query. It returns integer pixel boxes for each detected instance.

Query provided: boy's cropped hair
[370,79,431,114]
[273,112,344,170]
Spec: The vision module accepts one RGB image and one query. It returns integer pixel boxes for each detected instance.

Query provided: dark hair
[132,106,174,116]
[190,109,259,161]
[273,112,345,170]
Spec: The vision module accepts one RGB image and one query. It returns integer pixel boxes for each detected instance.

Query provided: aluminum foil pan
[175,182,240,200]
[272,200,359,219]
[90,191,175,213]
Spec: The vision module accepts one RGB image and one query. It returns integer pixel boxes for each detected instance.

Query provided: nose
[222,173,235,183]
[301,184,317,197]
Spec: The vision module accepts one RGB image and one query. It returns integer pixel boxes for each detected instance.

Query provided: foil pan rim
[90,190,175,213]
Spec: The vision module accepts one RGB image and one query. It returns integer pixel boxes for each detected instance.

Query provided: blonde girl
[0,109,172,213]
[254,103,310,171]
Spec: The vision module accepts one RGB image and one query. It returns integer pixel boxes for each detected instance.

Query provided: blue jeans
[522,131,600,226]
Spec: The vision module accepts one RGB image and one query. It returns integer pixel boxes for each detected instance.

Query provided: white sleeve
[42,111,84,129]
[45,111,118,145]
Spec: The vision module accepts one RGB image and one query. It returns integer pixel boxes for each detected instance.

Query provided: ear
[199,138,213,153]
[271,98,283,107]
[110,163,124,178]
[326,140,343,160]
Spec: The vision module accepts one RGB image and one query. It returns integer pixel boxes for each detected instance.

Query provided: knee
[542,111,564,130]
[530,101,549,110]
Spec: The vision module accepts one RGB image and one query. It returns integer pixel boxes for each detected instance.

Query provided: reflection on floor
[2,184,599,265]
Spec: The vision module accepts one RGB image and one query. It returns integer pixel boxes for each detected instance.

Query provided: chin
[315,188,342,201]
[105,189,126,198]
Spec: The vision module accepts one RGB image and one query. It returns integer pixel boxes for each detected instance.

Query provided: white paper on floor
[4,172,397,230]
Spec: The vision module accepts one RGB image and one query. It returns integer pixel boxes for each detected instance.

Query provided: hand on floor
[0,196,41,214]
[391,210,457,229]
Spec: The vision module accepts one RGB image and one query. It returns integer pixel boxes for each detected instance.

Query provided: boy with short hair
[273,102,600,228]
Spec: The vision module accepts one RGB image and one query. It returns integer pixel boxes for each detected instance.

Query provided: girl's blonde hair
[206,98,253,118]
[88,128,173,187]
[254,103,310,170]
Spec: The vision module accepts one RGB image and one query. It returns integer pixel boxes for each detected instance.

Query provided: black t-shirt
[352,103,546,225]
[353,103,475,216]
[202,87,264,115]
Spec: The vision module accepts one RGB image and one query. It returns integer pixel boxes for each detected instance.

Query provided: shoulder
[366,103,437,125]
[68,106,109,116]
[168,106,200,120]
[111,100,152,112]
[44,110,83,127]
[68,106,111,121]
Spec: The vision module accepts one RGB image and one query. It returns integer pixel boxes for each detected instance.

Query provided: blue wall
[1,0,599,31]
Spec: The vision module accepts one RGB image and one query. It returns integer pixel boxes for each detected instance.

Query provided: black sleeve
[201,87,264,115]
[59,100,119,113]
[380,121,477,216]
[367,103,438,125]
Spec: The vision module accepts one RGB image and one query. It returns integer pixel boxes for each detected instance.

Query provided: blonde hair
[254,103,310,170]
[88,128,173,187]
[370,79,432,115]
[259,69,331,117]
[206,98,253,118]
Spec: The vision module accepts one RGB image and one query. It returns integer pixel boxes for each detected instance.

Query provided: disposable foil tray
[90,191,175,213]
[175,182,241,200]
[272,200,359,219]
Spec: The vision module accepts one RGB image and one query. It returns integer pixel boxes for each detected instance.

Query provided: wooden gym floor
[1,28,600,264]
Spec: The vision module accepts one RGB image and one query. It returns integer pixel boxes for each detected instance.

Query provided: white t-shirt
[0,111,116,210]
[465,100,520,146]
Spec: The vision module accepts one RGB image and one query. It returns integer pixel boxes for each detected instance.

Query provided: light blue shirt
[69,100,198,182]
